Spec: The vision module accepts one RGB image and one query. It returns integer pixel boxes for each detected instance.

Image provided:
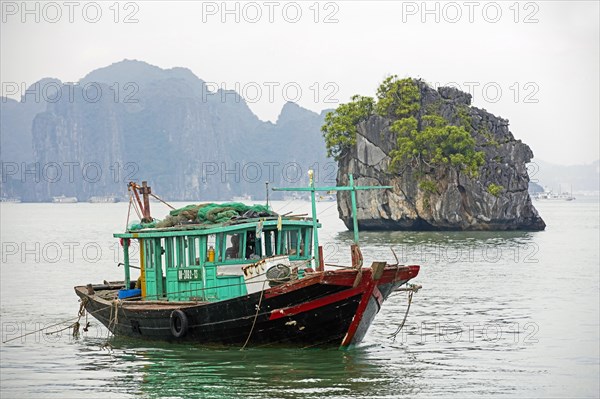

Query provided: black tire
[170,309,188,338]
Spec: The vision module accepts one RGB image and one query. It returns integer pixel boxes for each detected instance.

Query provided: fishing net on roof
[152,202,276,229]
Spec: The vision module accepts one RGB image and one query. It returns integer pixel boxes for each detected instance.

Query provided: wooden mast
[128,181,152,223]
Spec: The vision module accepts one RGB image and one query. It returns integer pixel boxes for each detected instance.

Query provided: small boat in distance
[317,193,336,202]
[0,197,21,203]
[89,196,120,203]
[532,185,575,201]
[283,192,307,201]
[75,175,420,348]
[52,195,78,203]
[232,194,252,201]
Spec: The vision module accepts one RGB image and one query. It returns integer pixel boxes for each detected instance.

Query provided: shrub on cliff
[322,95,374,160]
[322,75,485,177]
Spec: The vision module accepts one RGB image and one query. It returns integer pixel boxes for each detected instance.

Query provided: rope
[133,202,143,221]
[388,284,421,341]
[125,193,133,231]
[2,298,102,344]
[317,201,338,216]
[44,297,88,337]
[78,298,87,317]
[44,322,77,336]
[324,263,354,269]
[240,281,266,350]
[107,299,120,334]
[131,192,142,221]
[389,291,413,341]
[150,192,175,210]
[274,197,298,213]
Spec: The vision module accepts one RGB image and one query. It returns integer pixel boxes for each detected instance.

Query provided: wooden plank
[371,261,387,281]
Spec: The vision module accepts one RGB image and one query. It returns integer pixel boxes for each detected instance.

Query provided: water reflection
[78,337,422,399]
[328,230,540,268]
[337,229,537,247]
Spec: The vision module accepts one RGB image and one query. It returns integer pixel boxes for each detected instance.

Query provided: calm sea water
[1,198,599,398]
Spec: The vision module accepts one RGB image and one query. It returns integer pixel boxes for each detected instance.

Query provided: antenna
[265,181,270,208]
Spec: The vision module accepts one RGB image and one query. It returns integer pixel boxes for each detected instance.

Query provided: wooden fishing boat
[75,173,420,348]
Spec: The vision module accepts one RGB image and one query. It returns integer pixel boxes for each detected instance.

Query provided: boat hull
[75,265,419,348]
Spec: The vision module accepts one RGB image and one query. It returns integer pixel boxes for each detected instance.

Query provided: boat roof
[114,202,319,239]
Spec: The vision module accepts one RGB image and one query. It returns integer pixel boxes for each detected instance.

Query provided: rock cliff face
[1,60,331,201]
[337,83,545,231]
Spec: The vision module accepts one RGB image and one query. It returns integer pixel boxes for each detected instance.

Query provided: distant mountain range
[529,159,599,194]
[1,60,597,202]
[1,60,332,201]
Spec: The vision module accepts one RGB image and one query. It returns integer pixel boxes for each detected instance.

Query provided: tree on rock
[322,95,374,160]
[322,75,485,178]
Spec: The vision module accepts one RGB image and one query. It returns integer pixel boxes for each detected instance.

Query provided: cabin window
[304,228,312,257]
[156,238,166,276]
[283,229,301,257]
[144,239,154,269]
[188,236,198,265]
[164,237,175,268]
[263,230,278,257]
[205,234,216,262]
[221,233,244,261]
[246,231,260,259]
[142,238,166,275]
[175,237,186,267]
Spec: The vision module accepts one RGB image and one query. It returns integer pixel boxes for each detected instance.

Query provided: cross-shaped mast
[273,171,391,268]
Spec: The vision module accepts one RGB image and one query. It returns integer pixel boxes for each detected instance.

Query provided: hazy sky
[1,1,598,165]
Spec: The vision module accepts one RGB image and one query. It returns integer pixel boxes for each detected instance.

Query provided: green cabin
[114,216,319,302]
[116,173,388,303]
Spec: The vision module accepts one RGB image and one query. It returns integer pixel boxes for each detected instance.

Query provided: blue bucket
[118,288,141,299]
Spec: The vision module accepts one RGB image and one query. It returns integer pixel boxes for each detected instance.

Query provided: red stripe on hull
[269,286,363,321]
[267,265,420,346]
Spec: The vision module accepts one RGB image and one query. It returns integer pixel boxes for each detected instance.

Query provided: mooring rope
[107,299,120,334]
[389,284,422,341]
[240,281,267,351]
[2,297,102,344]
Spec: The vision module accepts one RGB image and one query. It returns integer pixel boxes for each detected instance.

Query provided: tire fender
[170,309,189,338]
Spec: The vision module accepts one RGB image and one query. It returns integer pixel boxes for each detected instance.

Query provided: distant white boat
[283,193,307,201]
[0,197,21,203]
[52,195,78,203]
[232,194,252,201]
[89,196,119,203]
[317,194,336,202]
[532,186,575,201]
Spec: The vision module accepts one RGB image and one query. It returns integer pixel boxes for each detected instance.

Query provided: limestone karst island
[322,76,546,231]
